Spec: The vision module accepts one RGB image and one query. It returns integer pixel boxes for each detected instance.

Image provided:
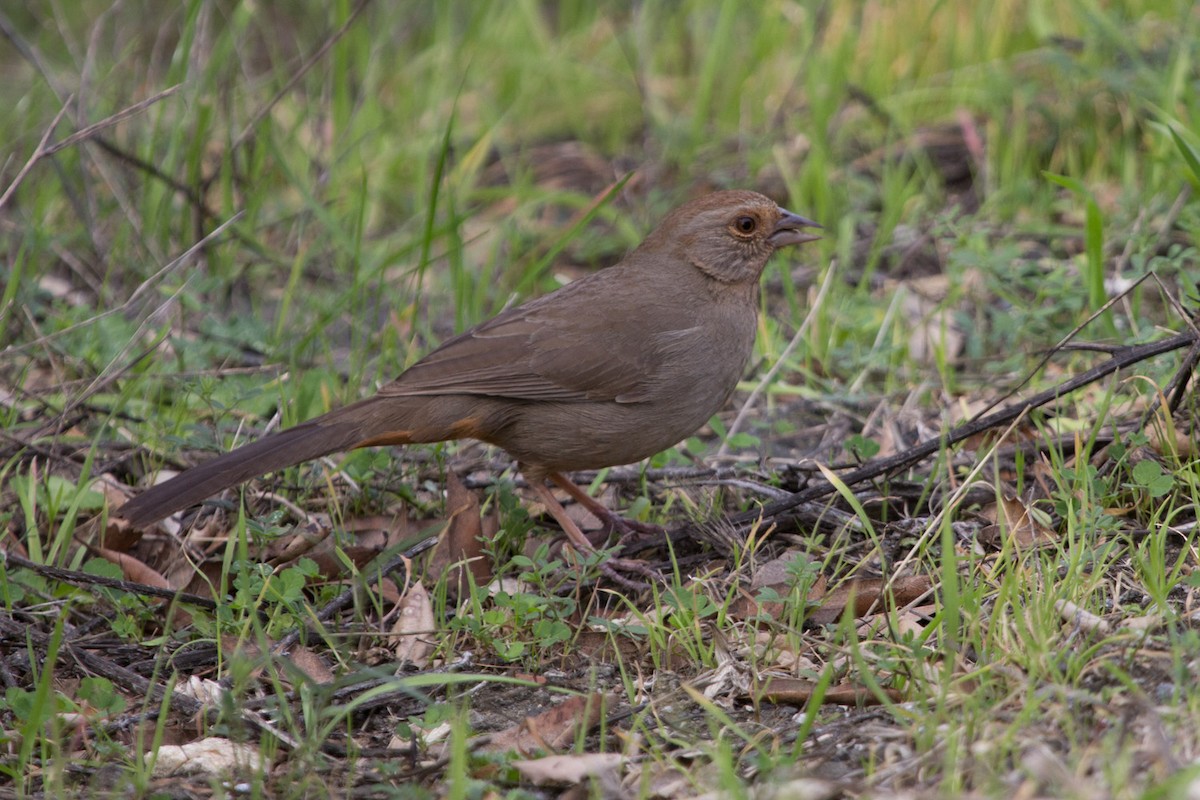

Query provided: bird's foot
[529,477,663,590]
[544,472,665,547]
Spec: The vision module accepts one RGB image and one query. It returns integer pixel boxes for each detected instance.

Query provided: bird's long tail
[115,401,399,529]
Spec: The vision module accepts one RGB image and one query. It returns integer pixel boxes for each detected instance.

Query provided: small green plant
[448,552,580,664]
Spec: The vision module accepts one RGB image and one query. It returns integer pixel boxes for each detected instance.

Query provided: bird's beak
[769,208,822,247]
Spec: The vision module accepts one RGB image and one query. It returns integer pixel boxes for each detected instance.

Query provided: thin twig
[723,330,1199,534]
[0,549,217,610]
[970,271,1155,421]
[44,84,183,157]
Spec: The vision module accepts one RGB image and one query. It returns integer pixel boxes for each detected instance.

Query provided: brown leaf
[426,472,495,603]
[285,645,335,684]
[894,274,966,365]
[342,513,420,549]
[807,574,933,626]
[757,676,904,707]
[1055,599,1111,635]
[89,545,174,590]
[148,737,264,777]
[303,545,386,578]
[392,579,435,667]
[280,515,405,578]
[728,562,826,621]
[265,519,334,566]
[91,474,133,515]
[206,636,270,684]
[572,630,645,662]
[377,576,403,606]
[1149,426,1200,459]
[978,494,1057,549]
[480,692,609,755]
[100,514,142,552]
[512,752,624,788]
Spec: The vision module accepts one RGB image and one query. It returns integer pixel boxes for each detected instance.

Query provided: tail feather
[116,414,366,529]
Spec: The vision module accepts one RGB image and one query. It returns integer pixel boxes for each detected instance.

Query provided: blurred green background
[4,1,1195,401]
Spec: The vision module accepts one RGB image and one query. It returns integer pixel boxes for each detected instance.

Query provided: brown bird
[115,190,819,563]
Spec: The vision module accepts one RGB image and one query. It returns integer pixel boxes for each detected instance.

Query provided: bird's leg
[547,472,665,539]
[527,480,601,553]
[525,473,658,589]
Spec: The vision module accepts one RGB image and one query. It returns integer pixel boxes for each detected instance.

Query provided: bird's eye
[734,216,757,234]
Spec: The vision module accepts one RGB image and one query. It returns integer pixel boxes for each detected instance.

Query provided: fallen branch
[725,330,1199,535]
[0,549,217,610]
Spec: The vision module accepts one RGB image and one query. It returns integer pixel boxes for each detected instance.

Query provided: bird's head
[651,190,821,284]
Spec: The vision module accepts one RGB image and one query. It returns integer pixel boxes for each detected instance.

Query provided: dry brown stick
[1092,333,1200,488]
[725,331,1199,533]
[0,610,203,718]
[90,136,281,265]
[91,136,213,219]
[0,550,217,611]
[0,85,182,213]
[49,207,232,413]
[1164,334,1200,414]
[0,12,62,98]
[67,642,203,718]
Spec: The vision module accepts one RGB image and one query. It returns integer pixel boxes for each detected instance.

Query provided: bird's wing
[375,269,693,404]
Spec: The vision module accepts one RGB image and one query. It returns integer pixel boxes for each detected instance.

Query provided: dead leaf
[1118,614,1163,633]
[303,545,386,578]
[573,630,644,662]
[750,552,806,590]
[91,474,133,514]
[99,514,141,552]
[343,512,421,550]
[286,645,335,684]
[751,630,820,673]
[757,676,905,706]
[480,692,609,755]
[512,752,624,787]
[729,556,826,621]
[148,737,264,777]
[88,545,174,590]
[1055,599,1111,634]
[266,519,334,566]
[266,512,397,578]
[392,579,436,667]
[426,472,495,603]
[895,274,966,365]
[103,469,184,548]
[175,676,226,707]
[377,576,403,606]
[978,494,1057,549]
[631,762,704,800]
[1149,426,1200,459]
[807,575,933,626]
[38,273,89,305]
